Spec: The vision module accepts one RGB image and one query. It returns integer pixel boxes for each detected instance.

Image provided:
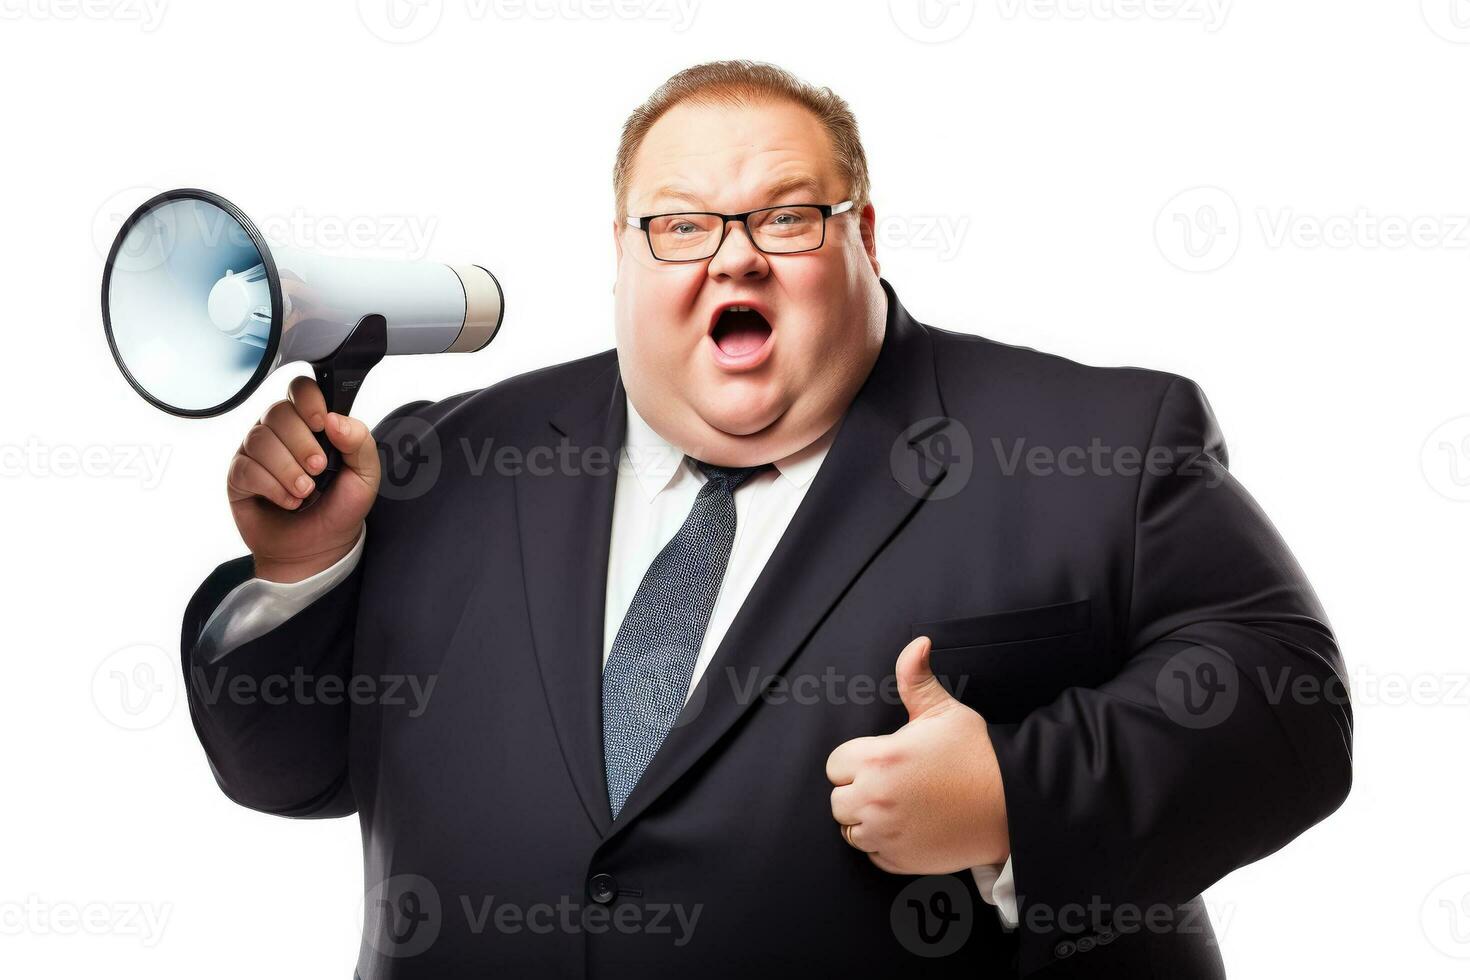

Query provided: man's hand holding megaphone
[227,376,379,584]
[100,189,505,583]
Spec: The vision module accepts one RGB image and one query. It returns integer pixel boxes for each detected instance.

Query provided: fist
[227,376,381,583]
[826,636,1010,875]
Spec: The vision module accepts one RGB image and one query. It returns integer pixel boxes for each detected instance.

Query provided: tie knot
[693,459,772,493]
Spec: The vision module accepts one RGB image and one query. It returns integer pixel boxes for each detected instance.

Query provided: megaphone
[100,188,503,501]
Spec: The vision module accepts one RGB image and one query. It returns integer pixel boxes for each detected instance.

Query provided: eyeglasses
[625,200,854,262]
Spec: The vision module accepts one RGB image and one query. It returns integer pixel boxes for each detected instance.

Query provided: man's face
[613,98,885,467]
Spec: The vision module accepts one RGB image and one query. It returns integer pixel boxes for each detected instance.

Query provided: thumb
[323,413,381,490]
[895,635,957,720]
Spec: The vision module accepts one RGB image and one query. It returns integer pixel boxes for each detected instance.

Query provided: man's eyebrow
[761,174,826,201]
[640,174,831,213]
[645,185,707,210]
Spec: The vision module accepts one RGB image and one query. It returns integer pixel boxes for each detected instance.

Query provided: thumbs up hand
[825,636,1010,875]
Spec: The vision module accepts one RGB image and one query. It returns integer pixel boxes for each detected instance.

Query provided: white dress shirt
[196,396,1016,926]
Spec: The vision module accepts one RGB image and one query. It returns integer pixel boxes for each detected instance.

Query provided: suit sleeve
[179,400,431,819]
[194,527,364,663]
[986,376,1353,974]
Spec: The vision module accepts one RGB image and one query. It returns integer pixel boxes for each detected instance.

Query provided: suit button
[588,873,617,904]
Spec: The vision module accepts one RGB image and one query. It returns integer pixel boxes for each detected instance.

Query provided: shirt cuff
[971,855,1017,929]
[194,526,366,663]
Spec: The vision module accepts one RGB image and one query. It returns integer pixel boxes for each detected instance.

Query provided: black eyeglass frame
[624,200,855,262]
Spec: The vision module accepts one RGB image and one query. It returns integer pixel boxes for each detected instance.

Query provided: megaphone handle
[300,313,389,508]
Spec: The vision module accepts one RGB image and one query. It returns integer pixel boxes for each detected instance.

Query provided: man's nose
[707,221,770,280]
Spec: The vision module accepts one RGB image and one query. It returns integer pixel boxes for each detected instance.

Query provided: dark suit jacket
[182,278,1352,978]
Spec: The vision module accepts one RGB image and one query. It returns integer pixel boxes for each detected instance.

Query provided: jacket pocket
[911,597,1091,652]
[911,598,1094,723]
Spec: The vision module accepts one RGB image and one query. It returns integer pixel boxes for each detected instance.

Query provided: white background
[2,0,1466,975]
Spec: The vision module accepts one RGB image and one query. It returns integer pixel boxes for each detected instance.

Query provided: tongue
[713,310,771,357]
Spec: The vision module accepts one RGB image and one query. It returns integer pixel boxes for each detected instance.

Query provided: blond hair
[613,60,871,218]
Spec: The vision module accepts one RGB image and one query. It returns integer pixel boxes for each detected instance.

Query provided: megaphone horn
[100,188,504,504]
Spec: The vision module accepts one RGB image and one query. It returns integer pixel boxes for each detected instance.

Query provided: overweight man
[182,60,1352,978]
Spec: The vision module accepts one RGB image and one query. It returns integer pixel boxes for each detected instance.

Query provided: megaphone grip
[298,313,388,509]
[309,427,345,500]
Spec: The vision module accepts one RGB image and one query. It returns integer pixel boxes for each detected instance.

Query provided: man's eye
[761,210,812,232]
[671,222,700,235]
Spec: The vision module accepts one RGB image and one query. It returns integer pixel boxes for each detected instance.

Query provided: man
[183,61,1352,977]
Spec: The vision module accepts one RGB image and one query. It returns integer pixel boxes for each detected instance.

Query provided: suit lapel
[516,354,625,837]
[607,279,956,834]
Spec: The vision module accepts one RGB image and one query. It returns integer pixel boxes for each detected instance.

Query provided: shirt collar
[622,396,837,503]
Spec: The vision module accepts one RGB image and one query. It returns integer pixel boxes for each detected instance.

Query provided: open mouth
[710,305,773,360]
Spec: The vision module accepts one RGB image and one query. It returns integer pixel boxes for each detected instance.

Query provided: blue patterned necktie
[601,458,772,818]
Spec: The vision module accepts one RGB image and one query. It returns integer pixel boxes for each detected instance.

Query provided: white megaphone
[101,188,503,502]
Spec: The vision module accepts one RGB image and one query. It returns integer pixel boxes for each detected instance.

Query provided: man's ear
[612,218,624,292]
[859,202,880,276]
